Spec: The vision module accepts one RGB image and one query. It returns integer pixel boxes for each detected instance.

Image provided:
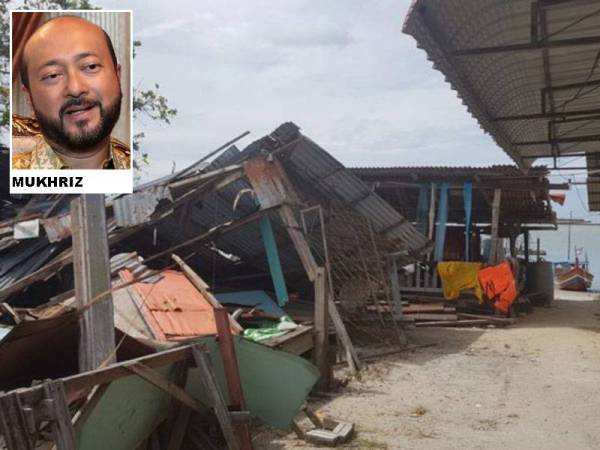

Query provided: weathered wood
[0,302,21,324]
[407,313,459,321]
[488,189,502,265]
[191,345,240,450]
[71,195,115,372]
[166,405,192,450]
[457,313,516,325]
[125,362,205,414]
[261,325,314,355]
[400,286,444,295]
[281,206,361,373]
[388,256,402,319]
[72,383,110,435]
[172,254,243,334]
[0,391,36,450]
[402,303,455,314]
[42,380,77,450]
[313,267,330,390]
[213,308,253,450]
[415,319,490,327]
[279,206,319,281]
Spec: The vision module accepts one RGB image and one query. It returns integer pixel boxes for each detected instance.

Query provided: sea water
[529,224,600,290]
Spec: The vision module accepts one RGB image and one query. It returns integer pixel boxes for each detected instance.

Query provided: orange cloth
[478,261,518,314]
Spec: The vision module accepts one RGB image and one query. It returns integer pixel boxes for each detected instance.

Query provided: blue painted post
[434,183,449,262]
[259,215,289,306]
[464,182,473,261]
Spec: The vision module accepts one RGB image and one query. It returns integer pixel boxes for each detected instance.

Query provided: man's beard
[33,94,122,152]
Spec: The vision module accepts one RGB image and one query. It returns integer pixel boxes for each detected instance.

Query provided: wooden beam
[166,405,192,450]
[125,362,205,413]
[0,391,36,450]
[313,267,330,390]
[213,308,253,450]
[191,345,240,450]
[71,195,115,372]
[42,380,77,450]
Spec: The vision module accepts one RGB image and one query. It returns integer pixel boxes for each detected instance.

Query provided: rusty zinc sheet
[120,269,235,340]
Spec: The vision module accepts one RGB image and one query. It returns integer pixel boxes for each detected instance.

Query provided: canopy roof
[403,0,600,210]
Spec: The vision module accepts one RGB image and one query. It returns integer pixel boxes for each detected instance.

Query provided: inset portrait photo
[10,10,132,194]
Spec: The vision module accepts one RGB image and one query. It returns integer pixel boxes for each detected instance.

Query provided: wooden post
[488,189,502,265]
[71,195,115,372]
[191,346,240,450]
[42,381,77,450]
[314,267,330,390]
[388,256,402,320]
[279,205,360,374]
[213,308,253,450]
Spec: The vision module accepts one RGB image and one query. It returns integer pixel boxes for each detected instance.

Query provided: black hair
[20,16,118,89]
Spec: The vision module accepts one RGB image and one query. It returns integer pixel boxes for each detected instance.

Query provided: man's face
[22,17,122,151]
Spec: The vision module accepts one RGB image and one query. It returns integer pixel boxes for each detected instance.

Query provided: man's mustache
[59,98,101,118]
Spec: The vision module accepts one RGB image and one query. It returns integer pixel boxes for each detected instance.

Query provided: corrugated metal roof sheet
[120,269,234,340]
[351,165,550,179]
[403,0,600,209]
[586,153,600,211]
[351,164,556,225]
[243,123,433,256]
[113,186,172,227]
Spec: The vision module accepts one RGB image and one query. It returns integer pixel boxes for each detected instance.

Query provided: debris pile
[0,123,431,449]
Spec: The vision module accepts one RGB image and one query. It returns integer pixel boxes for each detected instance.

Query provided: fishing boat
[554,249,593,292]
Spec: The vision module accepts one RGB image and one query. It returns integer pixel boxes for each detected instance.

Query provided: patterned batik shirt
[11,114,130,170]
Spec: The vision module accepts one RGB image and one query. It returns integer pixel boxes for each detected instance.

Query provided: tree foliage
[0,0,177,171]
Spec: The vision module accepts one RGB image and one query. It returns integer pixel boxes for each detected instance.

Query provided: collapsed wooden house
[0,123,432,449]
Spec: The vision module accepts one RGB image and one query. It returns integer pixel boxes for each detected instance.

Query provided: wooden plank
[457,313,516,325]
[57,346,193,400]
[407,313,459,321]
[313,267,330,390]
[388,256,402,319]
[415,319,490,327]
[278,206,319,281]
[402,304,454,314]
[72,383,110,435]
[125,362,205,414]
[191,345,240,450]
[281,206,361,374]
[0,391,36,450]
[213,308,253,450]
[172,254,243,334]
[166,406,192,450]
[328,299,361,372]
[71,195,115,371]
[261,325,314,355]
[42,380,77,450]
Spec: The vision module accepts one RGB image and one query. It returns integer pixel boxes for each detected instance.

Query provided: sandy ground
[256,291,600,449]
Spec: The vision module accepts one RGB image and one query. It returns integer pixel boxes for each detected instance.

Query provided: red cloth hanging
[478,260,518,314]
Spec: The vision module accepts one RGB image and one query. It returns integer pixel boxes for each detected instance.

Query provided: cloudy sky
[94,0,597,221]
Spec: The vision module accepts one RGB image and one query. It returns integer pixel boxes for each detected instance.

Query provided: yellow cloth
[437,261,483,301]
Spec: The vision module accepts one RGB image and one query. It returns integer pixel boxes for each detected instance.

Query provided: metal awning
[403,0,600,210]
